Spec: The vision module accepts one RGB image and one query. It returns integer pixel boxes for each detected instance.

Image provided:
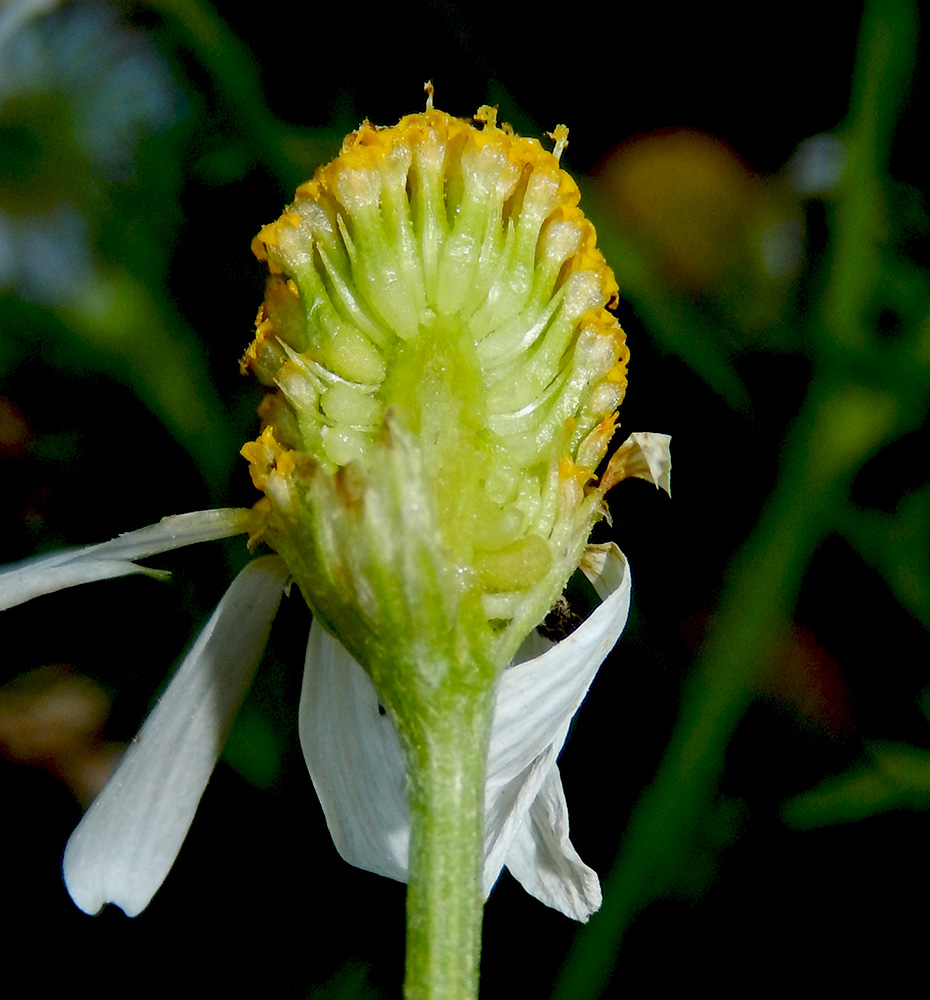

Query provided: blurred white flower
[0,0,184,302]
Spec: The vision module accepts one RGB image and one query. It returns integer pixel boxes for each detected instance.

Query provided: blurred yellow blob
[595,129,802,331]
[0,665,121,806]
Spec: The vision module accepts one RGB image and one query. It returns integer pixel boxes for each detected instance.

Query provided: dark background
[2,1,928,996]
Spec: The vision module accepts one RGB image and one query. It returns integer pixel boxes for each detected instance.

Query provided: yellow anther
[547,123,569,162]
[475,105,498,130]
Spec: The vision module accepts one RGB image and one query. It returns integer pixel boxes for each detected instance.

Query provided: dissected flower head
[241,106,634,717]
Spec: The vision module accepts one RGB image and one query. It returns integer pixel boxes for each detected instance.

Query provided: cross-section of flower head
[241,106,633,719]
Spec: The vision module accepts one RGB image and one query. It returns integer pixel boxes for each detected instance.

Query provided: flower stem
[400,685,496,1000]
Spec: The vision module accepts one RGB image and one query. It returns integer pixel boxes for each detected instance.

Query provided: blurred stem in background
[124,0,339,186]
[555,0,928,995]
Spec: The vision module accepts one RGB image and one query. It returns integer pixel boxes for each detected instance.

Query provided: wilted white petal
[300,544,630,918]
[299,619,409,881]
[503,763,602,921]
[579,539,631,600]
[0,508,256,611]
[63,554,289,916]
[481,739,562,898]
[600,431,672,496]
[487,544,631,785]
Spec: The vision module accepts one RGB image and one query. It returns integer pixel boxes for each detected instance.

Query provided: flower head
[241,106,633,721]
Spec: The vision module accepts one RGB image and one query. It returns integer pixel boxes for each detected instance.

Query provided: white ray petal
[503,763,602,921]
[63,554,289,916]
[299,619,410,881]
[0,508,256,611]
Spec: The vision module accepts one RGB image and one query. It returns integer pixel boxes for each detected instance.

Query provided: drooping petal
[299,618,409,882]
[481,738,562,898]
[503,763,602,921]
[599,431,672,496]
[299,544,631,918]
[487,544,631,785]
[63,554,289,916]
[0,508,256,612]
[579,540,632,600]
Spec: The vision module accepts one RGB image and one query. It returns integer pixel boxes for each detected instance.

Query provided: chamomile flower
[1,105,670,933]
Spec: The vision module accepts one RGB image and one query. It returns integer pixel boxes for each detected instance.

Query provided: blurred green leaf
[841,484,930,633]
[783,741,930,829]
[222,701,283,790]
[306,962,384,999]
[555,3,925,994]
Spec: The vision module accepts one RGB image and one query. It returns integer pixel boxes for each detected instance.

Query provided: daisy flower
[1,101,669,998]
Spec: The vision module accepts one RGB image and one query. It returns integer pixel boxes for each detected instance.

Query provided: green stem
[401,687,496,1000]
